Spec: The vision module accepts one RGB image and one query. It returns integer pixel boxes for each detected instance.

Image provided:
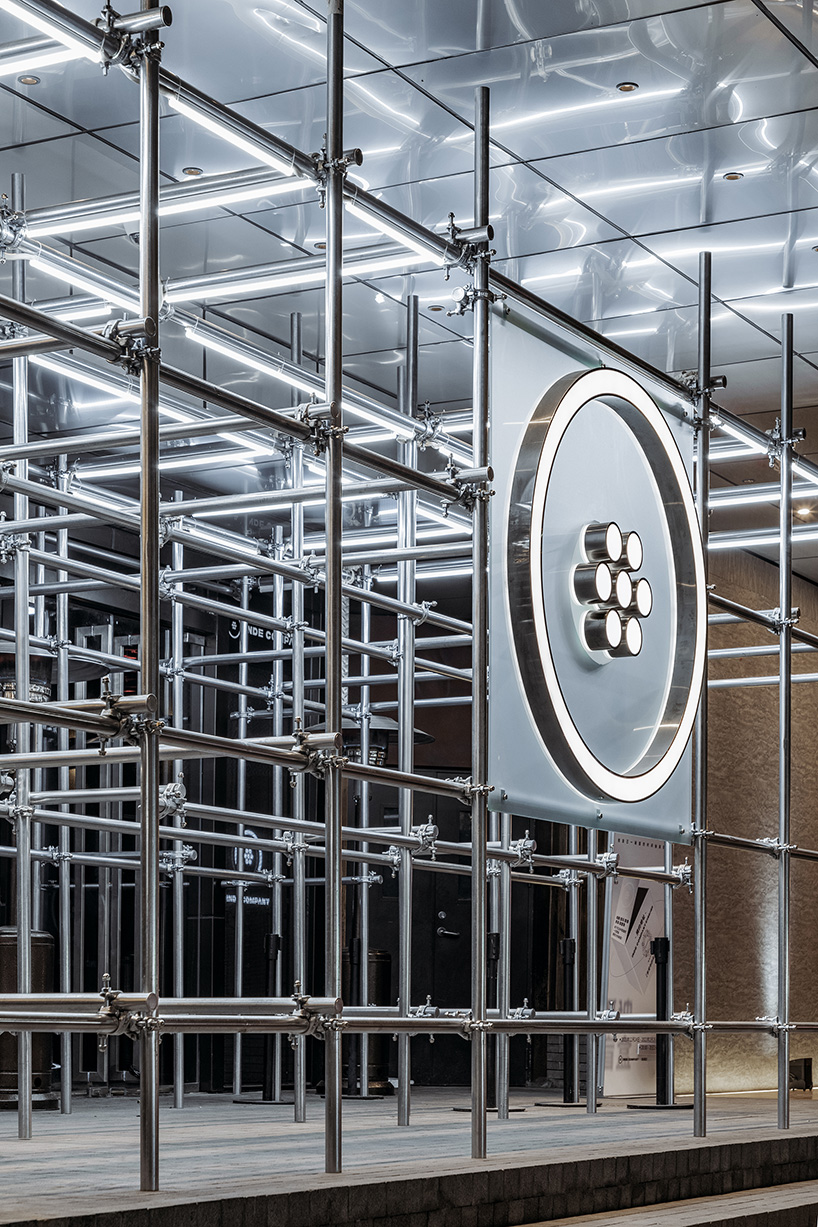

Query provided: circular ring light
[506,367,706,803]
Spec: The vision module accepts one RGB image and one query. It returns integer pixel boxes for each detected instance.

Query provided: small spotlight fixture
[17,74,40,84]
[617,81,639,92]
[313,240,327,250]
[182,166,203,176]
[427,304,445,312]
[722,172,744,181]
[797,505,812,518]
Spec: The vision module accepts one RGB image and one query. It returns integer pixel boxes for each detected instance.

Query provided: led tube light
[29,256,137,311]
[165,252,427,304]
[26,179,311,238]
[345,200,446,266]
[168,95,296,177]
[0,1,98,59]
[182,327,317,396]
[0,43,79,74]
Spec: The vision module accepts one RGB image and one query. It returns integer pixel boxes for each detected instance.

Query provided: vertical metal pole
[11,170,32,1141]
[232,578,250,1097]
[663,841,675,1104]
[693,250,711,1140]
[268,532,285,1102]
[171,494,185,1110]
[138,3,162,1191]
[496,813,511,1119]
[358,571,371,1097]
[470,84,491,1160]
[586,832,598,1114]
[397,296,418,1126]
[566,827,580,1102]
[778,313,794,1131]
[56,457,72,1113]
[290,326,308,1123]
[324,0,345,1172]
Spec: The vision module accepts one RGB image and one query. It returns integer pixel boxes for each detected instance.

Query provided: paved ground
[2,1088,818,1223]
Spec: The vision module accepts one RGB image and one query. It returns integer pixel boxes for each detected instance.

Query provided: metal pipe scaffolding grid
[0,0,811,1196]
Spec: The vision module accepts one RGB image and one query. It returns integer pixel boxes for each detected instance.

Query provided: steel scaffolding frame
[0,0,811,1195]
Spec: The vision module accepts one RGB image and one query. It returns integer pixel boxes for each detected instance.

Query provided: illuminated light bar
[29,255,137,312]
[611,616,643,658]
[345,200,447,267]
[164,251,428,304]
[573,562,612,605]
[0,1,98,59]
[0,40,80,75]
[584,521,622,563]
[624,531,643,571]
[26,179,312,238]
[182,326,317,396]
[167,95,296,177]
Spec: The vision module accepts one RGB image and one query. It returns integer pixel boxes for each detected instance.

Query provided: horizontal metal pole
[159,996,341,1015]
[156,1015,311,1035]
[0,694,120,736]
[159,477,412,518]
[0,291,122,363]
[0,1013,120,1034]
[710,672,818,689]
[0,412,263,463]
[0,992,157,1012]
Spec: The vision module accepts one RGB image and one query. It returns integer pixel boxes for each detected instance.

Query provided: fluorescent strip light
[376,565,473,582]
[341,401,414,441]
[0,45,80,74]
[182,327,317,395]
[51,303,113,322]
[80,449,262,478]
[166,252,427,305]
[27,180,311,239]
[168,96,296,177]
[716,420,766,454]
[0,1,97,59]
[345,201,445,267]
[793,461,818,488]
[29,257,137,311]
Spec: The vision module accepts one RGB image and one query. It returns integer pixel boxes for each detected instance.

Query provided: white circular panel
[506,368,706,804]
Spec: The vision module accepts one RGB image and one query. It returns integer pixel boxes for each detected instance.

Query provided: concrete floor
[2,1088,818,1224]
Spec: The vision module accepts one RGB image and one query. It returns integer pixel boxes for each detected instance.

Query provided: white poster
[602,833,665,1098]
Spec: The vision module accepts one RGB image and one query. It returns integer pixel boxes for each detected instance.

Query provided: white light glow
[445,86,685,143]
[0,1,98,59]
[345,201,446,266]
[30,257,137,311]
[165,252,428,304]
[27,179,312,238]
[80,449,262,478]
[376,565,473,581]
[168,95,296,177]
[51,303,113,322]
[183,327,318,396]
[0,45,80,75]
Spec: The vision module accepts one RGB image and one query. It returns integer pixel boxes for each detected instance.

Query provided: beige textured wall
[673,549,818,1092]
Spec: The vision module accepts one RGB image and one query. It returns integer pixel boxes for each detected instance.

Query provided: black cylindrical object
[560,937,576,1103]
[261,932,281,1102]
[0,927,58,1108]
[342,948,391,1094]
[486,931,500,1110]
[651,937,671,1105]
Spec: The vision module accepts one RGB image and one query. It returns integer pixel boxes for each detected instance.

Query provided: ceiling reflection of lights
[167,95,296,177]
[26,179,311,238]
[182,327,317,396]
[79,450,264,479]
[445,86,685,142]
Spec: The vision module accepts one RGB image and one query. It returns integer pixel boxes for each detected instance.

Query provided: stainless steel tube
[171,495,185,1110]
[397,295,418,1127]
[470,84,490,1161]
[56,459,72,1113]
[12,170,33,1142]
[324,0,345,1172]
[778,312,794,1131]
[496,813,511,1119]
[586,830,598,1115]
[138,8,162,1190]
[693,250,711,1140]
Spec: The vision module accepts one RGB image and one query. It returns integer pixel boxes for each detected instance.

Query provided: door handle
[436,927,460,938]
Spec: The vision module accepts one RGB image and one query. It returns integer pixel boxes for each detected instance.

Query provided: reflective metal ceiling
[1,0,818,573]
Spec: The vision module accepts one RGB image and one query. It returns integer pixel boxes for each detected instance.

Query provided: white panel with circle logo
[489,306,703,843]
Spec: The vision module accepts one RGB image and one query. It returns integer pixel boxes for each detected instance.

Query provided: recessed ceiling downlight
[617,81,639,92]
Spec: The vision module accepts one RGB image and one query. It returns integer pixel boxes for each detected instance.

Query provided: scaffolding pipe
[693,250,711,1140]
[778,312,794,1131]
[470,84,490,1160]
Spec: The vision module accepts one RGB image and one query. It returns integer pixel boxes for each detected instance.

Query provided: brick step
[539,1178,818,1227]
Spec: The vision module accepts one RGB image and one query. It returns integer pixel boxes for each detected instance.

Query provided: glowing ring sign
[506,368,706,804]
